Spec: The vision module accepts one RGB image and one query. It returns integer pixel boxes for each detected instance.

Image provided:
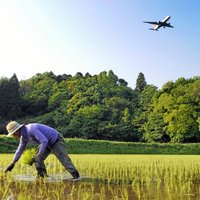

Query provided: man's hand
[5,163,15,173]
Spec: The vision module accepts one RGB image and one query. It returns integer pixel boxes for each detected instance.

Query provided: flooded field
[1,154,200,199]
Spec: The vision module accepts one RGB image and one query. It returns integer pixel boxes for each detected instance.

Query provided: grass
[1,135,200,154]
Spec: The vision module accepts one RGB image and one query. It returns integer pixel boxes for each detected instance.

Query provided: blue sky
[0,0,200,89]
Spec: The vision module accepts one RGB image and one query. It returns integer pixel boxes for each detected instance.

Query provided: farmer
[4,121,80,181]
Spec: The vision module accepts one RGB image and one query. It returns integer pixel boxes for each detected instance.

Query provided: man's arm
[12,137,28,163]
[5,137,28,173]
[30,129,48,156]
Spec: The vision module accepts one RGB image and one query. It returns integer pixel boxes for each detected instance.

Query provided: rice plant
[1,154,200,199]
[21,148,37,165]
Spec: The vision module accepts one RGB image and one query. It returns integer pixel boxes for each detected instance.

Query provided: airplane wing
[143,21,160,25]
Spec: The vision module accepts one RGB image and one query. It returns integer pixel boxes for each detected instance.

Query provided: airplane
[143,16,174,31]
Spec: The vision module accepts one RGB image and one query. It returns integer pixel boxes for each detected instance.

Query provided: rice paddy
[1,154,200,199]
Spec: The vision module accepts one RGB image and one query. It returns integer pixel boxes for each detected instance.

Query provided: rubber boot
[71,171,80,181]
[37,168,48,178]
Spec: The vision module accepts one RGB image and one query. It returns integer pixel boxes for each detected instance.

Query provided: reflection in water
[2,175,200,199]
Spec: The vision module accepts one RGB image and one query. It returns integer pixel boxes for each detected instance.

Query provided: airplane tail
[165,23,174,28]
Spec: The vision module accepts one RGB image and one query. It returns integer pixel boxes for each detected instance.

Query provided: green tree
[149,77,200,142]
[48,80,71,111]
[0,74,22,119]
[164,104,199,142]
[135,72,147,92]
[133,85,158,141]
[197,117,200,131]
[143,112,168,142]
[21,72,57,115]
[67,105,106,139]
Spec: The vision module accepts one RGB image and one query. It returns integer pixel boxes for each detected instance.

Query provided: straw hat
[6,121,24,137]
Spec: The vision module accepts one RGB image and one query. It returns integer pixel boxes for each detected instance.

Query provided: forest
[0,70,199,143]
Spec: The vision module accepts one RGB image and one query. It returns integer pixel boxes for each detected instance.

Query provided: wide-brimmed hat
[6,121,24,137]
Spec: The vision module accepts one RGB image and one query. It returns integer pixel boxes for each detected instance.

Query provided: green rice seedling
[1,154,200,199]
[21,148,37,165]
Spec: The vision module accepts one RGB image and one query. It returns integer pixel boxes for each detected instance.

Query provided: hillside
[0,71,199,143]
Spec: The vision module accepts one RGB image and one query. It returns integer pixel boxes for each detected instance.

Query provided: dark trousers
[34,133,79,177]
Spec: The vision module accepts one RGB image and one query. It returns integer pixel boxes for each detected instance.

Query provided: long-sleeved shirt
[12,123,59,163]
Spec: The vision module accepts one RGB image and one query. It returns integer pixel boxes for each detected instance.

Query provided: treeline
[0,71,199,143]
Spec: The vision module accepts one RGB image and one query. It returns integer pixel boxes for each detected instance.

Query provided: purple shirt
[12,123,59,163]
